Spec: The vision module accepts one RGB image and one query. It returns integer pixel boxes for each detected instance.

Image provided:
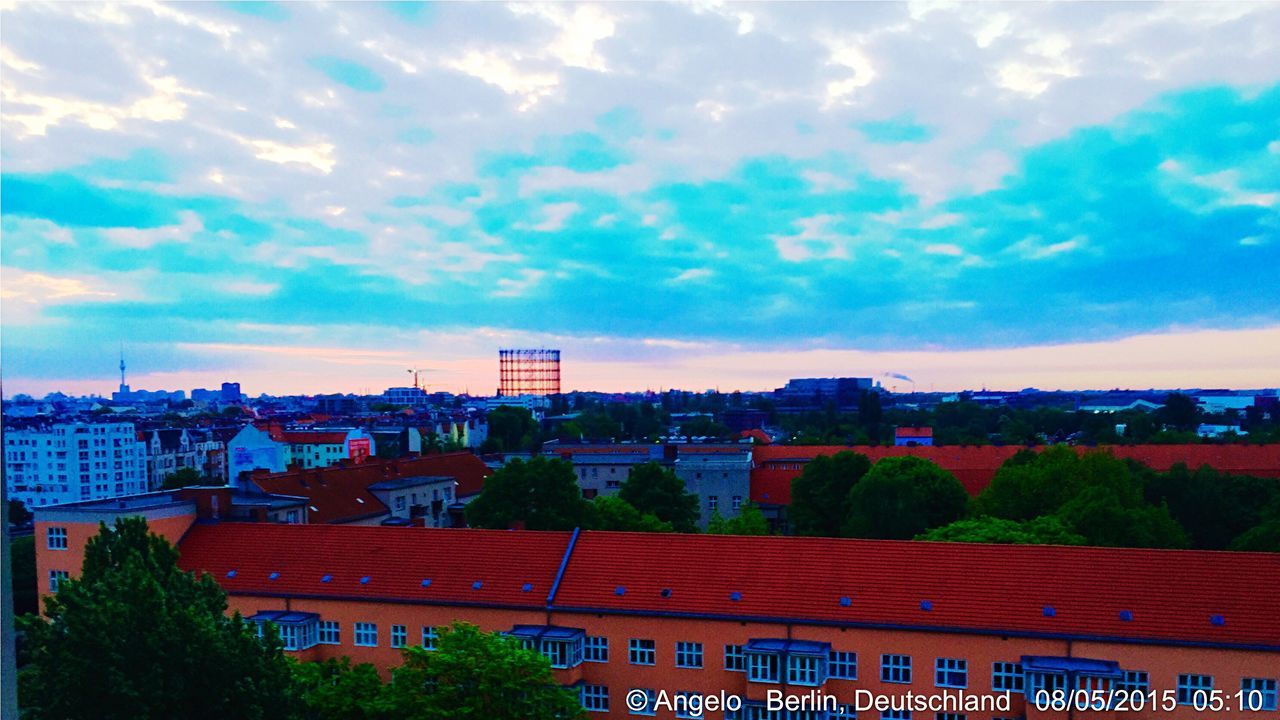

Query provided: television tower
[118,345,129,394]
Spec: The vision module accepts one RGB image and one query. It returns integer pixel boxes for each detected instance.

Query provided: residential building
[672,446,752,527]
[142,428,197,489]
[279,428,376,470]
[227,424,289,486]
[4,422,148,508]
[893,426,934,446]
[31,509,1280,720]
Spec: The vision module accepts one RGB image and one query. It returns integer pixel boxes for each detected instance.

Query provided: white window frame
[47,527,68,550]
[391,624,407,648]
[992,661,1024,693]
[1177,673,1213,706]
[421,625,438,650]
[354,622,378,647]
[318,620,340,645]
[725,644,746,671]
[584,635,609,662]
[1242,677,1278,712]
[582,684,609,712]
[829,651,857,680]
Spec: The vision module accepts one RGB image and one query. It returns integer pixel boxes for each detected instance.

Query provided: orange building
[34,493,1280,720]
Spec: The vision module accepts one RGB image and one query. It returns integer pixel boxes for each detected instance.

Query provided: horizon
[3,3,1278,398]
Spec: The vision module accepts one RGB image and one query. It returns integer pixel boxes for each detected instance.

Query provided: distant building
[894,426,934,446]
[673,446,752,526]
[190,388,219,404]
[220,382,242,403]
[775,377,872,407]
[4,422,147,508]
[1197,424,1246,438]
[142,428,197,489]
[313,394,360,415]
[227,425,289,487]
[383,387,428,407]
[279,428,375,470]
[1079,398,1162,413]
[1195,395,1256,414]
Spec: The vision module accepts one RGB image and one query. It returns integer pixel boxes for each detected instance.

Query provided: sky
[2,1,1279,397]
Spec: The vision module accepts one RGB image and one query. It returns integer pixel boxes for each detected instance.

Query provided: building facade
[5,422,148,508]
[33,512,1280,720]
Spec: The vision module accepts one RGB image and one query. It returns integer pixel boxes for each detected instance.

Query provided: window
[582,684,609,712]
[881,654,912,684]
[732,496,743,511]
[935,658,967,688]
[708,496,719,512]
[935,715,965,720]
[788,654,823,685]
[585,635,609,662]
[676,641,703,669]
[47,527,68,550]
[832,705,857,719]
[629,688,656,716]
[830,651,857,679]
[391,624,407,648]
[421,626,438,650]
[48,570,69,593]
[319,620,340,645]
[354,622,378,647]
[748,652,780,683]
[542,638,583,668]
[1115,670,1148,704]
[629,638,655,665]
[880,711,910,720]
[725,644,746,671]
[1242,678,1278,711]
[675,692,702,719]
[992,662,1024,693]
[1177,674,1213,705]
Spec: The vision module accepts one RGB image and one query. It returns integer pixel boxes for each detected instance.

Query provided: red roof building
[751,443,1280,505]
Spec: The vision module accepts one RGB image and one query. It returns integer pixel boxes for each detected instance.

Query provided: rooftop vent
[660,588,672,598]
[359,576,370,585]
[730,591,742,602]
[920,600,933,611]
[226,570,237,579]
[268,572,279,581]
[321,574,332,583]
[421,578,432,588]
[472,580,483,590]
[522,583,533,592]
[1043,606,1056,617]
[1119,610,1133,622]
[615,586,626,596]
[839,596,852,607]
[1210,614,1225,626]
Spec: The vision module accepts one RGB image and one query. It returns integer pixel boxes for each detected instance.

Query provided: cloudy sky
[2,1,1279,397]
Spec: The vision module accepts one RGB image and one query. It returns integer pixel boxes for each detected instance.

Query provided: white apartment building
[4,422,148,509]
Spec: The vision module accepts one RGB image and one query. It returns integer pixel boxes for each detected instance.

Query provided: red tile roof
[251,453,492,523]
[750,444,1280,505]
[738,429,774,445]
[177,524,1280,649]
[553,532,1280,649]
[894,426,933,438]
[280,430,350,445]
[178,523,568,608]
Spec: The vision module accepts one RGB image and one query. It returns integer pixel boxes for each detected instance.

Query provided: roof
[738,429,774,445]
[179,525,1280,650]
[251,453,492,523]
[750,444,1280,505]
[367,475,454,491]
[552,532,1280,650]
[280,430,350,445]
[178,523,570,609]
[894,426,934,438]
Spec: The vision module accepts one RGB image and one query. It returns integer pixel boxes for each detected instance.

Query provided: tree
[706,503,770,536]
[1157,392,1201,433]
[9,535,36,616]
[18,517,296,720]
[481,406,541,453]
[161,466,206,489]
[293,657,394,720]
[975,446,1139,521]
[1146,464,1280,550]
[465,456,593,531]
[1230,521,1280,552]
[1055,486,1189,549]
[917,516,1086,545]
[789,451,871,537]
[386,622,585,720]
[618,462,700,532]
[843,456,969,540]
[8,499,33,525]
[589,496,674,532]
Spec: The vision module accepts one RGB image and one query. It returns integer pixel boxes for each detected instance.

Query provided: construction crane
[407,368,429,391]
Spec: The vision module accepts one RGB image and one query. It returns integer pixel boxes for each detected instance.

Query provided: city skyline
[3,2,1279,397]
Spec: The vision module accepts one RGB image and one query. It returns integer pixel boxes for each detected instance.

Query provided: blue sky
[2,2,1278,395]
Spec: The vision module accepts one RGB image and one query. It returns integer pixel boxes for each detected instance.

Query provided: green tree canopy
[589,495,674,532]
[1147,464,1280,550]
[19,517,296,720]
[706,503,770,536]
[386,622,585,720]
[789,451,871,537]
[843,456,969,540]
[9,534,36,616]
[1055,485,1189,548]
[618,462,701,533]
[465,456,593,531]
[161,466,207,489]
[1230,520,1280,552]
[292,657,394,720]
[481,406,540,453]
[975,446,1141,521]
[1157,392,1201,433]
[916,516,1086,545]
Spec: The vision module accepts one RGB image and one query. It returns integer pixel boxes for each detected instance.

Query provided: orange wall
[35,513,195,614]
[226,591,1280,720]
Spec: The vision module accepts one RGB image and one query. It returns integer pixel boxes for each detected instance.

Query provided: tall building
[498,348,561,396]
[4,422,147,508]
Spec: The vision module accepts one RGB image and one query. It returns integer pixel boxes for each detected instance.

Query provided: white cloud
[102,211,204,248]
[924,243,964,256]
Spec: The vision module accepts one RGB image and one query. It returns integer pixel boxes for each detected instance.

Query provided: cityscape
[2,2,1279,720]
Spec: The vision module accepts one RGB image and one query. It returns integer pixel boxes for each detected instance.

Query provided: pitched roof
[894,426,933,438]
[750,444,1280,505]
[280,430,350,445]
[251,453,492,523]
[553,532,1280,649]
[177,523,569,608]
